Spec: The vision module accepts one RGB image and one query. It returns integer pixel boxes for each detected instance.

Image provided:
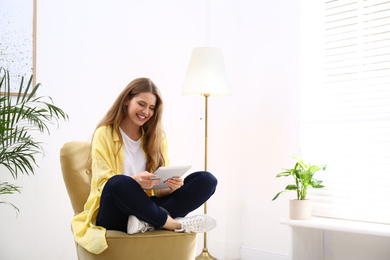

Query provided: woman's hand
[159,177,184,196]
[165,177,184,191]
[131,171,161,190]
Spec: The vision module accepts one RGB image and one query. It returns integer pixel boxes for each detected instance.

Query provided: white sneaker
[127,215,154,235]
[174,214,217,233]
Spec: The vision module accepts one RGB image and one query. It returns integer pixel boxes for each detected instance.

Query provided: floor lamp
[182,47,231,260]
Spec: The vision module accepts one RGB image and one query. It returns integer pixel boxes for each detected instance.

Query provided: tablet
[146,165,192,190]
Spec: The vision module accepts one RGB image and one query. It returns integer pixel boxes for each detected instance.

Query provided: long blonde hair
[95,78,166,172]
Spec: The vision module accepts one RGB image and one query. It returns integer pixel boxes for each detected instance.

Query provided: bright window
[299,0,390,224]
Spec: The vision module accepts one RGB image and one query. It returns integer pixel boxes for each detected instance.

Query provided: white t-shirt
[119,128,146,177]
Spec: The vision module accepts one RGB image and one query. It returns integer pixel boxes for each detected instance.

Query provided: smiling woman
[71,77,218,254]
[121,92,157,140]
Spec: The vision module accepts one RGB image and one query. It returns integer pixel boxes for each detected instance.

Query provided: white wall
[238,0,299,259]
[0,0,300,259]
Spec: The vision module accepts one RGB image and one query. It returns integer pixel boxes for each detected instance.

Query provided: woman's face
[124,92,157,128]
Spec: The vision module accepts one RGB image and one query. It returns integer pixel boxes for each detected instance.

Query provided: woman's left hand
[163,177,184,193]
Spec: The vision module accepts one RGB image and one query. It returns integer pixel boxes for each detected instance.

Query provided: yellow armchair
[60,141,197,260]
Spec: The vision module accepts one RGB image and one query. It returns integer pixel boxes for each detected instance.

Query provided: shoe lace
[182,218,204,232]
[139,221,153,233]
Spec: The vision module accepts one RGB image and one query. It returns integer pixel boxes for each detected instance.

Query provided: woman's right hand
[131,171,161,189]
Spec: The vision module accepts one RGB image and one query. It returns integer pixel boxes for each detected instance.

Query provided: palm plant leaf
[0,67,68,178]
[0,182,21,195]
[0,128,41,178]
[0,182,21,212]
[0,67,68,212]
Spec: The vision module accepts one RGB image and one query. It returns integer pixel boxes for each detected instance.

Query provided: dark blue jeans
[96,171,217,232]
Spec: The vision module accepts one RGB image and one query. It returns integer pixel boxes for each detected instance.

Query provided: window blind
[299,0,390,224]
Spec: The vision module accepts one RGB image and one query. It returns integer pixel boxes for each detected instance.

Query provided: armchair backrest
[60,141,92,214]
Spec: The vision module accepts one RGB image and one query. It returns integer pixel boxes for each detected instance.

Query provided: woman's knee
[186,171,218,189]
[202,171,218,188]
[103,175,140,195]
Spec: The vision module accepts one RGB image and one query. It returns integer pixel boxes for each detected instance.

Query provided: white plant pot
[289,199,311,220]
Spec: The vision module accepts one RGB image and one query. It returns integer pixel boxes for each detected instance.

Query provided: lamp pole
[196,93,217,260]
[182,47,230,260]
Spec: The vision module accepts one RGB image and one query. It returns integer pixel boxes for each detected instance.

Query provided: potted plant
[272,155,326,220]
[0,67,68,212]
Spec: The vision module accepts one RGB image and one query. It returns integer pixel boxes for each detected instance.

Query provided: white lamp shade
[182,47,231,97]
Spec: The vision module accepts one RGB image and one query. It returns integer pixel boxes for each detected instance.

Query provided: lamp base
[196,248,217,260]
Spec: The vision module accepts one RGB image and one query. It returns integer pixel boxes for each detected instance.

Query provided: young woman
[71,78,218,254]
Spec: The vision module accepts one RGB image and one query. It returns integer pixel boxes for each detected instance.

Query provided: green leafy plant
[0,67,68,212]
[272,155,326,201]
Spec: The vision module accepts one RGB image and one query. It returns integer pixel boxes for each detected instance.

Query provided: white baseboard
[240,246,288,260]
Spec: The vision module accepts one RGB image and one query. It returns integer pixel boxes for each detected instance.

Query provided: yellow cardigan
[71,125,169,254]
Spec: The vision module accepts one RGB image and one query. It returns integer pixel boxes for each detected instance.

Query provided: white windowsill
[281,217,390,238]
